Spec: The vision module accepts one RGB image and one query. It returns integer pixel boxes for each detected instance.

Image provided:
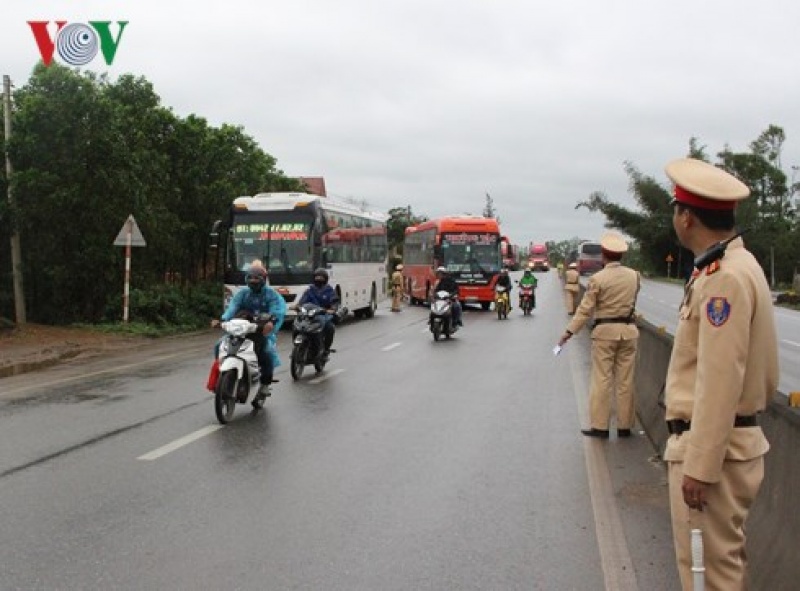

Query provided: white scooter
[211,317,272,424]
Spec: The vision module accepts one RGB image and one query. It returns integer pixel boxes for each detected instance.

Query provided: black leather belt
[666,415,758,435]
[593,316,635,327]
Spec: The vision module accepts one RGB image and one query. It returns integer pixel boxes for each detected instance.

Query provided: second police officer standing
[558,231,640,438]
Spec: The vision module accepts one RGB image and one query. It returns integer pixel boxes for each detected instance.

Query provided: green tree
[2,64,299,324]
[386,206,427,260]
[576,126,800,283]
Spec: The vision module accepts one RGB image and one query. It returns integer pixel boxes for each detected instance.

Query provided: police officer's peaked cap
[569,262,577,268]
[665,158,750,210]
[396,264,404,271]
[600,231,628,254]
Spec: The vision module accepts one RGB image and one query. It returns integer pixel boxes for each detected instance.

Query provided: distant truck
[528,243,549,272]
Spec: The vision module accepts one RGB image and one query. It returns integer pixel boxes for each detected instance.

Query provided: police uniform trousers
[588,337,637,430]
[564,286,579,314]
[668,457,763,591]
[391,286,403,311]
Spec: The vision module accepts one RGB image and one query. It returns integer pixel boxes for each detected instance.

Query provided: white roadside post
[691,528,705,591]
[113,215,147,323]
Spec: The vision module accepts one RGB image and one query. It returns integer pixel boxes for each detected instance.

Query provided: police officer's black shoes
[581,428,610,438]
[617,429,632,438]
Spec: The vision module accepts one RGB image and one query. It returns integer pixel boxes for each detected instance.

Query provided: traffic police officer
[564,262,580,314]
[558,231,640,438]
[391,263,404,312]
[663,158,778,590]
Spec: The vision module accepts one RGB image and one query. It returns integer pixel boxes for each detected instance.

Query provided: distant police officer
[558,231,640,438]
[391,264,404,312]
[564,262,580,314]
[663,158,778,590]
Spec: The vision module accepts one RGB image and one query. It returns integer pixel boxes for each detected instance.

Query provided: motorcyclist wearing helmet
[297,268,340,358]
[213,263,286,408]
[518,266,538,308]
[433,266,463,327]
[496,267,513,311]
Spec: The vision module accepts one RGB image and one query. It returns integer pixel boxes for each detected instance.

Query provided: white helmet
[436,266,447,273]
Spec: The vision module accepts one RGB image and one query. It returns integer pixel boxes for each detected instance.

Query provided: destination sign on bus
[442,233,498,246]
[235,222,309,241]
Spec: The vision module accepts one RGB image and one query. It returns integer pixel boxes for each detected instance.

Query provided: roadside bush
[103,282,221,328]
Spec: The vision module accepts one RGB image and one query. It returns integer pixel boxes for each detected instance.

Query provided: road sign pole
[123,220,132,323]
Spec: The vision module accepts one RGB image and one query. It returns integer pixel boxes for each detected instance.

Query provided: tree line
[574,129,799,285]
[1,64,302,325]
[4,65,795,327]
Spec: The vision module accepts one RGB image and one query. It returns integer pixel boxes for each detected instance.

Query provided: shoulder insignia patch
[705,260,721,275]
[691,268,701,279]
[706,296,731,327]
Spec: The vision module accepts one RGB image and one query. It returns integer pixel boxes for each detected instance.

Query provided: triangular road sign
[113,215,147,247]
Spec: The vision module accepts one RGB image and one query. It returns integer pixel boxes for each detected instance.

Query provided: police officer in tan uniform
[564,262,580,314]
[558,232,640,438]
[663,158,778,590]
[391,264,404,312]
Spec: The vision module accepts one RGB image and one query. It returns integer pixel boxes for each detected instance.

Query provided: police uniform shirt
[566,262,639,340]
[664,238,778,483]
[564,268,580,292]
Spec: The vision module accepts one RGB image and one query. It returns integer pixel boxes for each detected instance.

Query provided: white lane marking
[309,369,345,384]
[137,425,223,461]
[782,339,800,348]
[381,342,402,352]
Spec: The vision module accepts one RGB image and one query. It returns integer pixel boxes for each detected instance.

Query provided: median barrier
[633,317,800,589]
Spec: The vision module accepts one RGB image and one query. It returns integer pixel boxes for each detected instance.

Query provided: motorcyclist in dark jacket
[496,267,513,310]
[432,266,463,326]
[297,268,340,357]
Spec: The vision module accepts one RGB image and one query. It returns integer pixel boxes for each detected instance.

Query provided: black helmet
[313,268,329,284]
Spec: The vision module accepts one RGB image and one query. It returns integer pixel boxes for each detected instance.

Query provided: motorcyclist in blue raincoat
[213,264,286,407]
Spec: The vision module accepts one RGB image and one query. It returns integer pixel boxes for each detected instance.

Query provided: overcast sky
[5,1,800,246]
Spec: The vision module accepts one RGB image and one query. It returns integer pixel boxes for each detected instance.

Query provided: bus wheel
[363,286,377,318]
[481,302,491,311]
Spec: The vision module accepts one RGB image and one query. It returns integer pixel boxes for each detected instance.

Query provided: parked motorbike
[519,284,535,316]
[494,285,510,320]
[211,315,275,424]
[290,303,348,380]
[430,290,458,341]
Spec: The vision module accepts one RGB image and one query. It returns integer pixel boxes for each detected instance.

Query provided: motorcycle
[290,303,348,380]
[519,284,535,316]
[211,315,275,424]
[494,285,510,320]
[430,290,458,341]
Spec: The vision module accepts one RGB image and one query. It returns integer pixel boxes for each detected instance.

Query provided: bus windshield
[441,232,501,275]
[229,211,315,276]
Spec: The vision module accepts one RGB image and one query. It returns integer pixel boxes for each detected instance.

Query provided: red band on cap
[674,186,736,210]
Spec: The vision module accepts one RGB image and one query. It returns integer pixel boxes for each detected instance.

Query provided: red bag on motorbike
[206,358,220,392]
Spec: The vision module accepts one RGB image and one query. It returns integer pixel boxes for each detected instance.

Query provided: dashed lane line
[137,425,223,461]
[381,342,402,352]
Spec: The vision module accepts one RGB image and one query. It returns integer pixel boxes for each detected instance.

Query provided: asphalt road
[0,271,678,590]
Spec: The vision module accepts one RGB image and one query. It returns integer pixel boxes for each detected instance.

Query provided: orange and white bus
[403,216,502,310]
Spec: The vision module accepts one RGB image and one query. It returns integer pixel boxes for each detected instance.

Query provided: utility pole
[3,75,26,325]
